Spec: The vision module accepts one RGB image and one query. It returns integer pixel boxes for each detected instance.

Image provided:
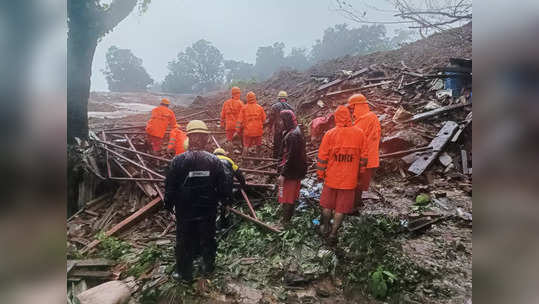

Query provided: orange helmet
[161,98,171,105]
[231,86,241,96]
[348,94,367,105]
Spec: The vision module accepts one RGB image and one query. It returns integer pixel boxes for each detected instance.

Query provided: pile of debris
[67,23,472,303]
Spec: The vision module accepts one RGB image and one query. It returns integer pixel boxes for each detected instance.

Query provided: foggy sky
[91,0,396,91]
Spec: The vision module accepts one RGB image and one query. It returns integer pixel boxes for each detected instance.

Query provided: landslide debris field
[68,23,472,304]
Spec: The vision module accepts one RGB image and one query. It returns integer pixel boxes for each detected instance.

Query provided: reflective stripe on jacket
[168,128,188,155]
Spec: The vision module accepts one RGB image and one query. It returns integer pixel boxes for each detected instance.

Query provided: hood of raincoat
[334,105,352,127]
[352,103,370,120]
[231,86,241,99]
[246,91,257,104]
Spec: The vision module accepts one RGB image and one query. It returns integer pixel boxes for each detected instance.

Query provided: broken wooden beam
[178,110,207,121]
[402,103,471,123]
[240,189,258,219]
[109,177,165,182]
[234,183,276,190]
[102,146,165,179]
[111,158,154,197]
[69,270,112,279]
[380,146,432,158]
[241,156,279,162]
[316,78,344,92]
[68,258,114,269]
[125,135,164,201]
[408,121,459,175]
[81,196,162,253]
[461,150,469,175]
[227,207,281,233]
[240,168,279,176]
[324,81,393,97]
[93,138,171,162]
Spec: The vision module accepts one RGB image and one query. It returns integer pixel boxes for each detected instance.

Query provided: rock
[381,130,429,153]
[424,100,441,110]
[392,106,413,122]
[77,281,131,304]
[438,152,453,167]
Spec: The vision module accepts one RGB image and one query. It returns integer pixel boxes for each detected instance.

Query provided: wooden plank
[69,270,112,278]
[81,197,162,253]
[227,207,281,233]
[408,121,459,175]
[111,158,152,197]
[461,150,469,174]
[402,103,470,123]
[316,78,344,92]
[324,81,393,97]
[240,168,279,176]
[69,258,114,268]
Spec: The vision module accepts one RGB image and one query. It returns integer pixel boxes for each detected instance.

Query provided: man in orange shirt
[316,105,368,245]
[167,124,188,156]
[146,98,177,154]
[236,91,266,156]
[220,87,244,149]
[347,94,381,211]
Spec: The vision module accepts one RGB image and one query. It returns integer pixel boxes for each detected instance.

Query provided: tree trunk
[67,28,98,143]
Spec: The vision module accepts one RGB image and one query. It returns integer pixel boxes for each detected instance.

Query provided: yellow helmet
[213,148,228,155]
[185,120,209,135]
[278,91,288,98]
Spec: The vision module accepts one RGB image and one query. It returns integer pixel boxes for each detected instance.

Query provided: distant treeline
[103,24,413,93]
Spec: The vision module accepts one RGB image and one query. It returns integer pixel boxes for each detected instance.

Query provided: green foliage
[127,244,162,277]
[162,39,224,94]
[254,42,286,80]
[97,232,131,260]
[310,24,393,62]
[369,266,397,299]
[102,45,153,92]
[339,215,430,299]
[415,193,431,205]
[224,60,256,85]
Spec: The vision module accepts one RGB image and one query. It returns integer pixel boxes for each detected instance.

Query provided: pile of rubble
[67,23,472,303]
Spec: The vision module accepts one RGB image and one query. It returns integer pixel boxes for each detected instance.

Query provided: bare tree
[334,0,472,37]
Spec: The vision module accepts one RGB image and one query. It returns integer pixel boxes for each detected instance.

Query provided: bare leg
[354,189,363,213]
[320,208,332,237]
[282,204,294,225]
[329,212,345,239]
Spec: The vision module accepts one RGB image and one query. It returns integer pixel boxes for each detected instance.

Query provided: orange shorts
[243,135,262,148]
[320,185,355,214]
[226,129,236,141]
[358,168,375,191]
[147,134,164,152]
[278,179,301,204]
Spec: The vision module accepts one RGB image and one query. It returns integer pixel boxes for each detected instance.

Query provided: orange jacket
[236,92,266,137]
[317,106,368,190]
[146,105,177,138]
[220,96,244,131]
[353,104,381,168]
[167,127,188,155]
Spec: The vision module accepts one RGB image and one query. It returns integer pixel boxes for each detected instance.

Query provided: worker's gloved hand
[278,175,285,185]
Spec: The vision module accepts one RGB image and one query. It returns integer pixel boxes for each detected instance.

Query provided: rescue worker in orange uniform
[316,105,368,245]
[220,87,244,148]
[146,98,177,153]
[236,91,266,156]
[167,124,188,156]
[347,94,381,211]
